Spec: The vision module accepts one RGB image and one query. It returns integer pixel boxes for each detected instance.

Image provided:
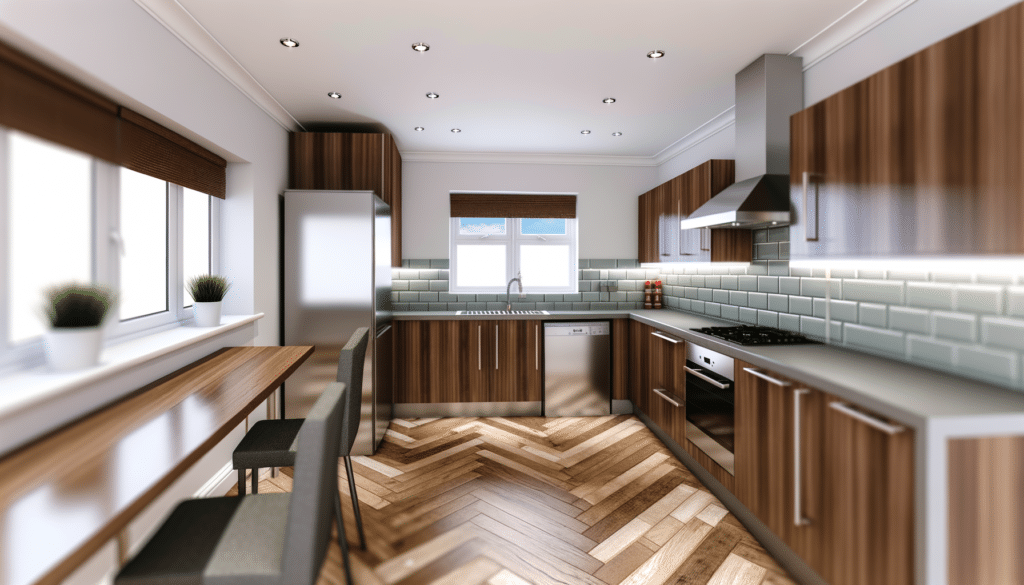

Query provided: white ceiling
[161,0,897,158]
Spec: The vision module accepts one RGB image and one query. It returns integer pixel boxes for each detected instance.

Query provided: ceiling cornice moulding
[791,0,920,70]
[401,151,658,167]
[132,0,302,132]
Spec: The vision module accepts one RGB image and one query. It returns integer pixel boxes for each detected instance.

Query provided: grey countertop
[394,309,1024,429]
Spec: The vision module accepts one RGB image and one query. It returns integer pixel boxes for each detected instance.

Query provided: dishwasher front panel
[544,322,611,417]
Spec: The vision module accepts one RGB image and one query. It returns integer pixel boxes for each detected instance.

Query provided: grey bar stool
[115,379,350,585]
[232,327,369,551]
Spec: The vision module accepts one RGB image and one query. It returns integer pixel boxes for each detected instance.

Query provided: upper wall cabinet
[638,159,752,263]
[790,3,1024,258]
[289,132,403,266]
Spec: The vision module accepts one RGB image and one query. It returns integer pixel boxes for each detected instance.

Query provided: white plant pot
[43,327,103,372]
[193,301,223,327]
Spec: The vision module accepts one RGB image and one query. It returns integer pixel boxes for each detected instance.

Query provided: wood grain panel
[709,230,753,262]
[683,439,735,494]
[628,321,652,418]
[395,320,466,403]
[491,320,542,402]
[948,435,1024,585]
[383,133,402,266]
[821,396,914,585]
[611,319,629,401]
[0,346,313,585]
[637,191,657,264]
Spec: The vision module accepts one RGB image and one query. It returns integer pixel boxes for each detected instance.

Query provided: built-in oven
[684,342,736,475]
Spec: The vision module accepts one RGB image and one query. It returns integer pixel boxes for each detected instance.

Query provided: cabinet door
[628,321,652,418]
[648,329,685,441]
[395,320,463,403]
[820,396,914,585]
[491,320,542,402]
[459,320,493,402]
[637,191,657,263]
[734,362,824,569]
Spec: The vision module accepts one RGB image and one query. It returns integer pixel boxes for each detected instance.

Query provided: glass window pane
[455,245,507,288]
[119,169,167,320]
[8,131,92,343]
[459,218,506,236]
[182,188,210,307]
[520,245,570,287]
[520,218,566,235]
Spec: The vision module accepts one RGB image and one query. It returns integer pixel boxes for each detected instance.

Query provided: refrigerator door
[282,190,389,455]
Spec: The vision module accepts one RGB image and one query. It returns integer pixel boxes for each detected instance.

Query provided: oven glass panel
[684,360,735,452]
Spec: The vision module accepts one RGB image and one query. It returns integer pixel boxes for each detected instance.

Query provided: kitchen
[0,1,1022,584]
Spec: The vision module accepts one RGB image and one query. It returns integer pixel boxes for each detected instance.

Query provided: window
[0,127,220,369]
[450,217,577,294]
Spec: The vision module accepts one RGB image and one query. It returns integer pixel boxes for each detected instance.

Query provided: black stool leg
[251,467,259,494]
[238,469,246,496]
[344,457,367,551]
[335,488,355,585]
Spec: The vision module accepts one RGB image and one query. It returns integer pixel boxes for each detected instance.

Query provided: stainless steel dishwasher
[544,321,611,416]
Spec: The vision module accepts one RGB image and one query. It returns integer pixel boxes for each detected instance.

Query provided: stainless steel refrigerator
[282,189,393,456]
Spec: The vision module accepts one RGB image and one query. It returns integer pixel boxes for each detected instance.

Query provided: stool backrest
[336,327,370,456]
[280,380,346,585]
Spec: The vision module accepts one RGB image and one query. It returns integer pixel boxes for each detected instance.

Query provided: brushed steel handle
[684,366,729,389]
[535,324,539,370]
[803,171,818,241]
[495,325,499,370]
[829,402,904,434]
[651,331,682,344]
[653,388,681,407]
[376,324,392,337]
[743,367,791,387]
[793,389,811,527]
[700,227,710,251]
[478,325,482,371]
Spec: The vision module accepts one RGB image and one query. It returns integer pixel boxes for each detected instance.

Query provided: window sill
[0,314,263,456]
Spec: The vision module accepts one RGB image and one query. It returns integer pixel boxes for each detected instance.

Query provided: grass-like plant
[43,283,116,328]
[187,274,231,303]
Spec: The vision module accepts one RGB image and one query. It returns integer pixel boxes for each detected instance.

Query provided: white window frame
[449,217,578,294]
[0,126,221,371]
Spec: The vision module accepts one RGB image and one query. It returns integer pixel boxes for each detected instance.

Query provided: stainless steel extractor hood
[680,54,803,230]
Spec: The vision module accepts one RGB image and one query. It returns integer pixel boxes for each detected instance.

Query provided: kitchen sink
[456,310,550,315]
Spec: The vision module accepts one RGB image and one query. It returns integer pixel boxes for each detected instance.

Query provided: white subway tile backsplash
[932,311,978,342]
[800,277,842,299]
[685,287,699,300]
[740,307,758,324]
[720,275,738,290]
[721,304,740,321]
[886,269,930,282]
[907,335,957,368]
[429,280,449,291]
[768,261,790,276]
[705,302,722,317]
[844,323,906,357]
[778,313,801,332]
[829,268,858,279]
[1008,287,1024,317]
[858,303,887,328]
[827,300,859,322]
[691,300,705,313]
[729,291,749,307]
[758,276,779,293]
[713,289,730,304]
[980,316,1024,351]
[768,294,789,313]
[705,275,721,289]
[956,346,1019,387]
[790,266,813,277]
[739,275,759,291]
[932,272,974,283]
[842,279,903,304]
[691,275,706,287]
[800,316,842,340]
[758,310,779,328]
[905,282,954,310]
[889,307,931,334]
[856,270,886,280]
[789,296,813,316]
[698,288,714,302]
[956,284,1003,314]
[748,292,768,310]
[779,277,801,295]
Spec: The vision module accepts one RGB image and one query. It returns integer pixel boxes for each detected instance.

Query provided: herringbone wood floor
[234,416,796,585]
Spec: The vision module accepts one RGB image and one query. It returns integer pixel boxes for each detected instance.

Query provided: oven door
[684,360,735,475]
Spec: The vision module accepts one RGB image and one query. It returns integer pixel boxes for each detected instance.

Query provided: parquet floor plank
[251,416,796,585]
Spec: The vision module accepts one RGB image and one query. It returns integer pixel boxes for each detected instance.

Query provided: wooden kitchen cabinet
[628,320,652,418]
[734,360,914,585]
[289,131,403,266]
[395,320,540,403]
[790,2,1024,258]
[637,159,751,263]
[647,327,686,442]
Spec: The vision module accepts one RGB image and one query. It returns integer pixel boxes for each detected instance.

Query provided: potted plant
[187,275,230,327]
[42,282,116,371]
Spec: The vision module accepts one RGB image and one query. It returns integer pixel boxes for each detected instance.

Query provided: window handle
[109,230,126,256]
[478,234,490,239]
[536,235,546,241]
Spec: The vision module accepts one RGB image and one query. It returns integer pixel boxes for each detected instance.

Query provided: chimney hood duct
[680,54,803,230]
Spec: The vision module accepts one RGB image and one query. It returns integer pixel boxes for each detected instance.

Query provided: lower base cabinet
[734,360,914,585]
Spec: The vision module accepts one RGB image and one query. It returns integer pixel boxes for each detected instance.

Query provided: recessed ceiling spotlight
[581,130,591,135]
[280,38,299,48]
[412,42,430,52]
[647,50,665,59]
[426,92,439,99]
[451,128,462,133]
[612,132,623,136]
[414,126,425,131]
[603,97,616,104]
[327,92,341,99]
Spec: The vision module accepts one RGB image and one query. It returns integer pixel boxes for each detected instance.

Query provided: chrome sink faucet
[506,271,524,311]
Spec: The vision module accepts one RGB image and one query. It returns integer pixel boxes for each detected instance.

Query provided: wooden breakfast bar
[0,345,314,585]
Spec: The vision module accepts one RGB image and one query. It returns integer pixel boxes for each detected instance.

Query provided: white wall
[403,159,657,259]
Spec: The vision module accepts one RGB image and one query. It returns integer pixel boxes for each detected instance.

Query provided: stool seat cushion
[232,419,304,470]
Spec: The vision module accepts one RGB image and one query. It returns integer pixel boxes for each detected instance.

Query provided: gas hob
[690,325,817,346]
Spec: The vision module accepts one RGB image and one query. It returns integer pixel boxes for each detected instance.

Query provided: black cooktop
[690,325,817,346]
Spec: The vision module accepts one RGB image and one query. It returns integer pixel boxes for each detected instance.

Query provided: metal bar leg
[335,487,355,585]
[252,467,259,494]
[344,457,367,550]
[268,390,279,479]
[238,469,246,496]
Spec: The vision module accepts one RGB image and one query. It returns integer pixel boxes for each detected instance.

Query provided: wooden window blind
[0,40,227,198]
[449,193,577,218]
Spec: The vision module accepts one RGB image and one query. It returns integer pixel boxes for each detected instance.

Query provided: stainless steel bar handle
[535,324,539,371]
[651,331,682,344]
[653,388,681,407]
[804,171,818,241]
[376,324,392,337]
[495,325,499,370]
[700,227,710,251]
[478,325,482,370]
[743,367,791,387]
[793,389,811,527]
[829,402,904,435]
[683,366,729,389]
